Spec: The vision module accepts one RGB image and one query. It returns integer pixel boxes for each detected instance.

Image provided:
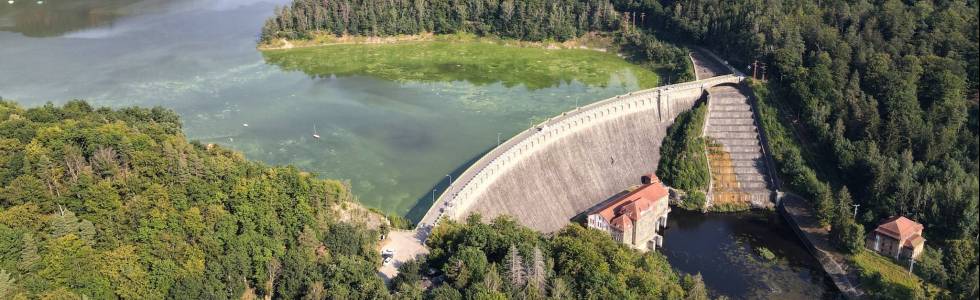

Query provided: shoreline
[257,32,615,53]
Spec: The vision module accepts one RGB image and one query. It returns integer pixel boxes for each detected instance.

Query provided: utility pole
[852,204,860,218]
[760,63,767,81]
[623,12,630,33]
[632,12,637,33]
[908,258,915,275]
[752,60,758,79]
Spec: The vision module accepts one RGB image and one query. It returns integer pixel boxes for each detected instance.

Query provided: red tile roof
[875,216,924,242]
[904,234,925,248]
[594,176,668,231]
[611,215,632,229]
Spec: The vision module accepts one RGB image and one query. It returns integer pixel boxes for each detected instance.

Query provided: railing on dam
[417,74,745,232]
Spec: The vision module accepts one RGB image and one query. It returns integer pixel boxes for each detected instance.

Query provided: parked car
[383,257,393,266]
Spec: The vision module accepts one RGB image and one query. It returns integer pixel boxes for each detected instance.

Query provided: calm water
[661,210,838,299]
[0,0,644,218]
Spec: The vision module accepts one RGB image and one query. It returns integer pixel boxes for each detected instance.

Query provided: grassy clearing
[261,34,659,90]
[850,250,945,298]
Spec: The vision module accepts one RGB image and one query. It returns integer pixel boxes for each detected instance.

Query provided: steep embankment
[0,100,388,299]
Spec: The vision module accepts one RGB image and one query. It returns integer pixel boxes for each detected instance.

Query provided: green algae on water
[262,39,660,90]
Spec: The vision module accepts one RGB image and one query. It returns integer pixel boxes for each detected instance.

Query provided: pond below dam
[660,209,839,299]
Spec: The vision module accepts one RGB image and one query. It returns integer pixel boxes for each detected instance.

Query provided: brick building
[586,174,671,251]
[866,216,926,260]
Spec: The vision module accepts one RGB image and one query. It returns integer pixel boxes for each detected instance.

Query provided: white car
[382,248,395,256]
[383,257,393,266]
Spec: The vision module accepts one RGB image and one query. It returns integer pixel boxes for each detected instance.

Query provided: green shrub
[658,101,710,211]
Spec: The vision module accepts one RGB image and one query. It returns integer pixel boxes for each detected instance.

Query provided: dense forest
[390,215,706,299]
[260,0,620,42]
[0,101,389,299]
[0,100,703,299]
[623,0,979,297]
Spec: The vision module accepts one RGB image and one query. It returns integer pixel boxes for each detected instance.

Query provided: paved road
[780,193,865,298]
[691,49,736,80]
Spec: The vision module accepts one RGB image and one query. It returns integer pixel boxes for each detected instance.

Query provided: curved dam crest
[421,75,745,232]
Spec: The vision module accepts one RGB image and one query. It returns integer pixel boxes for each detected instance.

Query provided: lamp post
[497,132,502,146]
[446,174,453,187]
[431,189,436,203]
[908,258,915,275]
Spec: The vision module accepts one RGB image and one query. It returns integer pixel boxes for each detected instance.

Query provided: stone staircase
[704,85,773,207]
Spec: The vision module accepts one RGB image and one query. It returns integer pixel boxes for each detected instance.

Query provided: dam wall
[419,75,744,232]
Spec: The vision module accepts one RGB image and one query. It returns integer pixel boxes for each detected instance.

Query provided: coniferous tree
[17,233,39,272]
[0,269,15,299]
[504,244,525,290]
[525,246,547,296]
[548,277,569,299]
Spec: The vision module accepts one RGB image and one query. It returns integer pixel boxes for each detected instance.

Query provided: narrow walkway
[779,193,864,298]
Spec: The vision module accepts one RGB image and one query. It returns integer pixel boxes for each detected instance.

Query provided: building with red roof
[866,216,926,260]
[586,174,671,251]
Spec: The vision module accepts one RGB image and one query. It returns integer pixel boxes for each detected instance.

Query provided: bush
[676,191,706,211]
[708,201,751,213]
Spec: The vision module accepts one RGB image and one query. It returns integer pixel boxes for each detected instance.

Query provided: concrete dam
[419,74,747,232]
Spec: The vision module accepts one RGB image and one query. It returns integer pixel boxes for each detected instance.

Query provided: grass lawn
[851,250,920,287]
[850,250,945,298]
[261,35,659,90]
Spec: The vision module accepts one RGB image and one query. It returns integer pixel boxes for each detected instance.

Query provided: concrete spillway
[419,75,745,233]
[705,85,776,207]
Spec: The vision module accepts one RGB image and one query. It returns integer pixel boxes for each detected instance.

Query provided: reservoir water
[661,210,838,299]
[1,0,646,218]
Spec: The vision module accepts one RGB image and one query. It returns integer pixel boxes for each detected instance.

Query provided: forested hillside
[260,0,620,42]
[390,215,704,299]
[0,100,388,299]
[0,100,706,299]
[617,0,978,297]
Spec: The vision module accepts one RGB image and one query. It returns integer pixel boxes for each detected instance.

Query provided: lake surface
[0,0,648,218]
[661,210,838,299]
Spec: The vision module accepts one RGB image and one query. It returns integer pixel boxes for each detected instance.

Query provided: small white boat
[312,123,321,139]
